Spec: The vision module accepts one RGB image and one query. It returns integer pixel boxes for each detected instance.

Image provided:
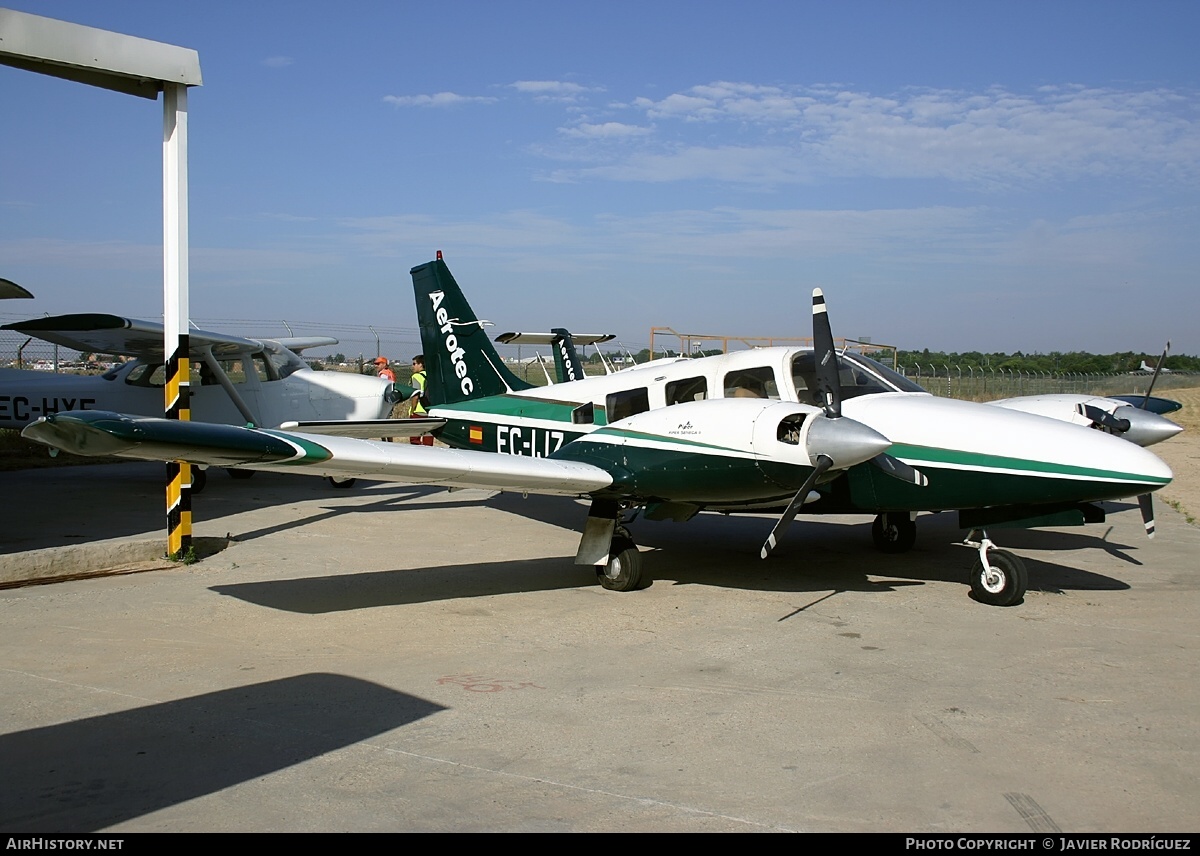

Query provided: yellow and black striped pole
[163,83,193,561]
[165,339,192,558]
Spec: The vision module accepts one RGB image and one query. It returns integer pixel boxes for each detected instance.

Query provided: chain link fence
[2,317,1189,399]
[897,365,1195,401]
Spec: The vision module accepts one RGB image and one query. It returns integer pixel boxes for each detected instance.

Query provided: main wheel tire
[969,550,1027,606]
[595,536,645,592]
[226,468,255,480]
[872,514,916,553]
[327,476,357,489]
[190,467,207,494]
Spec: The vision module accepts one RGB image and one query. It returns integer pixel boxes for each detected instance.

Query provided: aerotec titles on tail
[23,252,1175,607]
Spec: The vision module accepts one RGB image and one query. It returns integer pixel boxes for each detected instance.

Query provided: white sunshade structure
[0,8,203,556]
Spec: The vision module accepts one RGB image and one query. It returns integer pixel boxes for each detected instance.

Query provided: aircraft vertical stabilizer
[410,254,534,405]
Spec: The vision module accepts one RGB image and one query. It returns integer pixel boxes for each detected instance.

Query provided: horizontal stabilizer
[495,332,615,346]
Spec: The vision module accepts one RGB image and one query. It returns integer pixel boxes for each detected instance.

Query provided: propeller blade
[1141,341,1170,409]
[870,453,929,486]
[1138,493,1156,539]
[811,289,840,418]
[1076,403,1131,434]
[761,455,833,559]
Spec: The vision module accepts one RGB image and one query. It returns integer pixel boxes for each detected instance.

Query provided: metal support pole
[163,83,192,559]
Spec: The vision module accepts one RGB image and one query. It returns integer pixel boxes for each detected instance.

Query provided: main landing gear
[871,512,917,554]
[595,525,646,592]
[577,500,650,592]
[962,529,1027,607]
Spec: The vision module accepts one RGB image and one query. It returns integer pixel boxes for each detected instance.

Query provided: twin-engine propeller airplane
[21,254,1174,607]
[2,314,397,488]
[527,325,1184,448]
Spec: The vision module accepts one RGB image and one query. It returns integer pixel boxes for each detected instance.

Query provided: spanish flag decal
[469,425,484,444]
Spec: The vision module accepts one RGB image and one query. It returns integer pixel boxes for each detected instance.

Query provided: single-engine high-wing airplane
[2,314,398,487]
[22,254,1174,607]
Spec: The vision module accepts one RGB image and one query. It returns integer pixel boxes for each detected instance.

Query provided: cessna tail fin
[410,253,534,405]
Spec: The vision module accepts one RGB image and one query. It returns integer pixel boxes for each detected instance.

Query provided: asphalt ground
[1,462,1198,833]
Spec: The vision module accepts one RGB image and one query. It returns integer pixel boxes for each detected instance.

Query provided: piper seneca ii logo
[429,290,475,396]
[670,420,699,436]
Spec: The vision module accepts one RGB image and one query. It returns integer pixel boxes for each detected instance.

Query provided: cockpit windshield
[791,351,925,405]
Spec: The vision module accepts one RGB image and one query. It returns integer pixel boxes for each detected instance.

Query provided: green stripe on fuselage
[435,394,607,425]
[886,443,1170,486]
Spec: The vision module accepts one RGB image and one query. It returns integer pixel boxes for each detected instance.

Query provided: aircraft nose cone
[805,414,892,469]
[1115,406,1184,447]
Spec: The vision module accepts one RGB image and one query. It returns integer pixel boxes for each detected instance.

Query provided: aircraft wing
[279,417,447,439]
[273,337,338,353]
[0,314,331,360]
[22,411,614,496]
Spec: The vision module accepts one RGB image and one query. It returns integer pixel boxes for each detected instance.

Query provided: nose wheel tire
[327,476,357,489]
[595,536,646,591]
[969,549,1027,606]
[871,514,916,553]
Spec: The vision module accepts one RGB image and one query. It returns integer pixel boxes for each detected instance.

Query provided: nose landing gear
[962,529,1028,606]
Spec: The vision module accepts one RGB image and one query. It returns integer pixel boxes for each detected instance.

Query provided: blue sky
[2,1,1198,358]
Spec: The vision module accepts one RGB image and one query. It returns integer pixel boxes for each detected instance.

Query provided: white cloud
[510,80,601,102]
[261,56,293,68]
[383,92,496,108]
[595,83,1200,189]
[559,122,653,139]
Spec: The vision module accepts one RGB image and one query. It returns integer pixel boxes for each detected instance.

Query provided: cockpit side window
[124,363,165,387]
[791,352,921,403]
[265,346,306,379]
[666,376,707,405]
[723,366,779,399]
[218,353,271,385]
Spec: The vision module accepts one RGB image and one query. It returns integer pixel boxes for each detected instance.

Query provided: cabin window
[572,402,595,425]
[606,387,649,422]
[666,376,707,406]
[723,366,779,399]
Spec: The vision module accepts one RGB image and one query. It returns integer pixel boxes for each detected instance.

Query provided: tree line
[586,348,1195,374]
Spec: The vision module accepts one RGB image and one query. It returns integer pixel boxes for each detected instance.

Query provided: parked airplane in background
[2,313,397,488]
[22,255,1174,607]
[494,329,615,385]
